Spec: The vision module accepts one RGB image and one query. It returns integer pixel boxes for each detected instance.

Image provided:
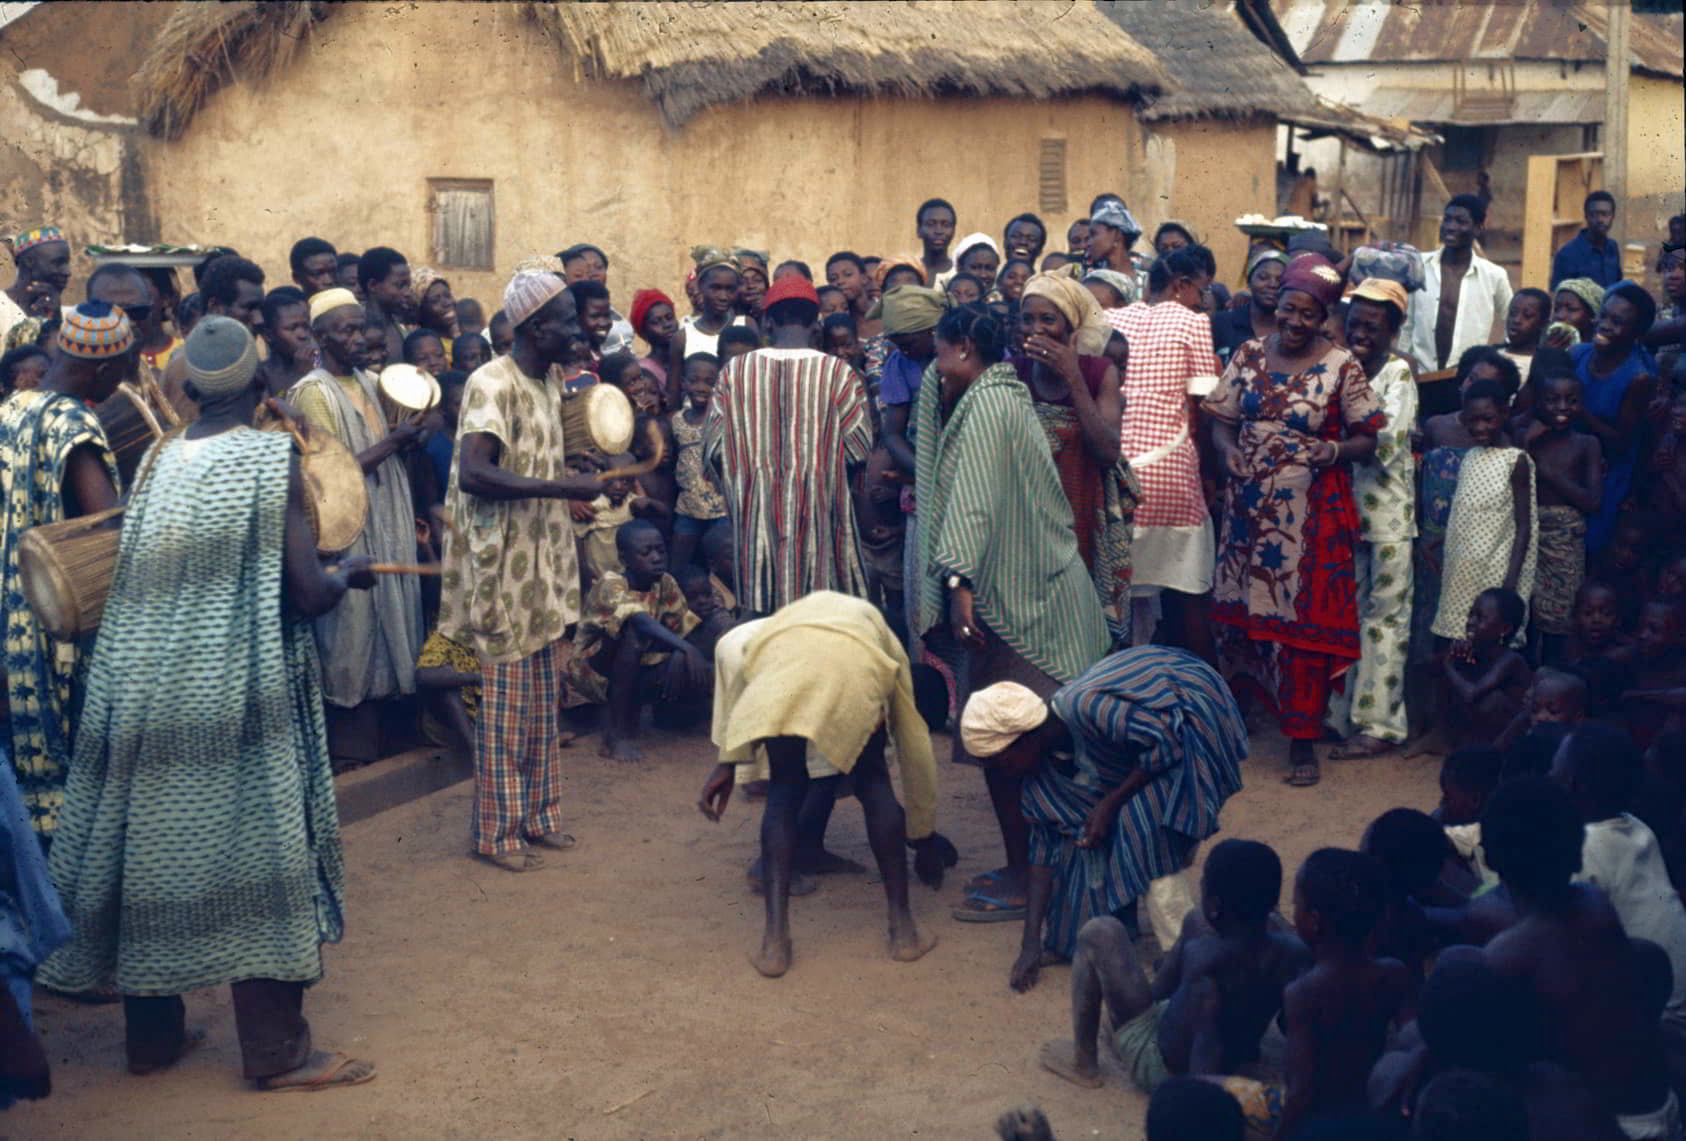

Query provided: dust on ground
[14,726,1438,1140]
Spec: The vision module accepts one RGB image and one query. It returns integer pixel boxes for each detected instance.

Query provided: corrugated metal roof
[1363,86,1605,126]
[1275,0,1683,79]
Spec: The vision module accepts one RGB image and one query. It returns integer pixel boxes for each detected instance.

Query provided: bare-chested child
[564,520,710,762]
[1480,775,1680,1138]
[1442,588,1533,748]
[674,562,736,658]
[1495,666,1587,753]
[1038,839,1308,1093]
[1520,371,1603,661]
[1625,597,1686,748]
[1566,579,1638,666]
[1277,848,1412,1138]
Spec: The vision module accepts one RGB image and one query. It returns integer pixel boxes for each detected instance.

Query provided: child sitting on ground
[1495,666,1587,752]
[1642,391,1686,522]
[1592,513,1659,605]
[1442,588,1534,749]
[1361,809,1460,979]
[1551,724,1686,1053]
[675,562,736,658]
[669,352,728,570]
[1038,838,1308,1096]
[1368,954,1626,1140]
[1519,370,1603,662]
[564,520,711,763]
[1566,579,1637,666]
[1145,1078,1245,1141]
[570,465,667,593]
[1277,848,1412,1139]
[701,519,739,618]
[1625,597,1686,747]
[1431,382,1537,657]
[1437,745,1503,890]
[1479,776,1678,1138]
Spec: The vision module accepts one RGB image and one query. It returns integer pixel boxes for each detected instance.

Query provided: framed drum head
[300,432,368,553]
[583,384,635,455]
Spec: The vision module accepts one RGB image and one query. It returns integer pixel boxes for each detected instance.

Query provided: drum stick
[325,562,442,576]
[596,419,666,482]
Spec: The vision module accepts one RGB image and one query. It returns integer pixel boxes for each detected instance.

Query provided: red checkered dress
[1112,303,1220,587]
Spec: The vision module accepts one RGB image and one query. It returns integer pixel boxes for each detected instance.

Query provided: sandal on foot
[1284,762,1321,788]
[528,832,576,852]
[128,1028,208,1076]
[1330,736,1399,761]
[258,1052,377,1093]
[952,888,1028,923]
[474,850,539,872]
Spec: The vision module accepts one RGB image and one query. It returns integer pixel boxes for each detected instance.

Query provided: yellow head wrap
[1021,272,1111,356]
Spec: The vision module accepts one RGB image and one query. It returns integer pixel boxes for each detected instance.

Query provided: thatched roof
[1095,0,1322,122]
[136,1,1171,139]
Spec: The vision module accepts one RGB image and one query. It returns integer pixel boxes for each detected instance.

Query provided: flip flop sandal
[258,1053,377,1093]
[952,888,1028,923]
[1283,763,1321,788]
[962,867,1011,893]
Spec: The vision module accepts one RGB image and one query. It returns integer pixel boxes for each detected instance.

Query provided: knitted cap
[503,270,568,328]
[12,225,64,255]
[57,301,133,361]
[182,315,258,397]
[308,287,361,324]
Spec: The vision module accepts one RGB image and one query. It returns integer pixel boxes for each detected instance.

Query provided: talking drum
[95,383,166,482]
[377,363,437,427]
[559,383,635,459]
[17,507,124,641]
[292,429,368,554]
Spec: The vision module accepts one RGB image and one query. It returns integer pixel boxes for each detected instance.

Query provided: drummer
[0,302,131,841]
[288,288,426,767]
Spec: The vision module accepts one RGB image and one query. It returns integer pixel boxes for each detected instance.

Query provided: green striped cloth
[912,362,1110,684]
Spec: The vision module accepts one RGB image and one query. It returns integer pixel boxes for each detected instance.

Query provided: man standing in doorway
[1551,190,1622,289]
[441,271,606,873]
[703,275,874,616]
[1408,194,1514,372]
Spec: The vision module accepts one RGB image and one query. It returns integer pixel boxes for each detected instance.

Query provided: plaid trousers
[473,639,567,855]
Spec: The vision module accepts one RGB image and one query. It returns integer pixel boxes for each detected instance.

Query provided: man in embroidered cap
[43,316,381,1092]
[440,271,609,873]
[702,273,874,616]
[2,226,71,348]
[0,302,130,838]
[284,287,426,766]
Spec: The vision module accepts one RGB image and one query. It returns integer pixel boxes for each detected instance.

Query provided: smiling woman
[1204,256,1383,788]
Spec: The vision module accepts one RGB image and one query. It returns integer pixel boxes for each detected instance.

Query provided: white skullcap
[307,287,360,324]
[959,682,1049,759]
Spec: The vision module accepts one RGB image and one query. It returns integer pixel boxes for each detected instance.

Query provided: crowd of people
[2,184,1685,1139]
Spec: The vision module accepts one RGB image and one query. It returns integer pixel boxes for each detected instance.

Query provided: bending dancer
[697,592,948,978]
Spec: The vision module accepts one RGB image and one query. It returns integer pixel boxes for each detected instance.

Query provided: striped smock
[1023,646,1247,957]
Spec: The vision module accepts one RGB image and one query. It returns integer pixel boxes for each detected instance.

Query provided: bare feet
[1037,1039,1103,1089]
[128,1027,208,1076]
[257,1050,377,1092]
[599,735,643,763]
[750,935,793,978]
[796,848,869,875]
[888,923,938,963]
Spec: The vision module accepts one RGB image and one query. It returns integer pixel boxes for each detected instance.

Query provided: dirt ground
[14,724,1440,1141]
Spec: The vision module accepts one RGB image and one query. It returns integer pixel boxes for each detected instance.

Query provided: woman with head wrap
[1203,255,1384,788]
[913,303,1110,923]
[859,258,929,388]
[1211,249,1288,368]
[733,248,770,321]
[669,246,752,410]
[1083,268,1137,311]
[947,234,1002,294]
[1014,272,1139,625]
[1570,279,1661,551]
[1551,277,1604,347]
[629,288,677,389]
[1111,246,1224,666]
[958,645,1245,987]
[1086,199,1147,290]
[410,267,459,360]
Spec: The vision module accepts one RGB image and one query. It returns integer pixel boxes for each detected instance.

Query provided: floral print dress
[1203,339,1384,736]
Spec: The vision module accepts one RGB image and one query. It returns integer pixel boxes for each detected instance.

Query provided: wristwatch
[945,573,970,591]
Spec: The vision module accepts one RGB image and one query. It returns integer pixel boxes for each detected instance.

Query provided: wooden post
[1604,0,1630,234]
